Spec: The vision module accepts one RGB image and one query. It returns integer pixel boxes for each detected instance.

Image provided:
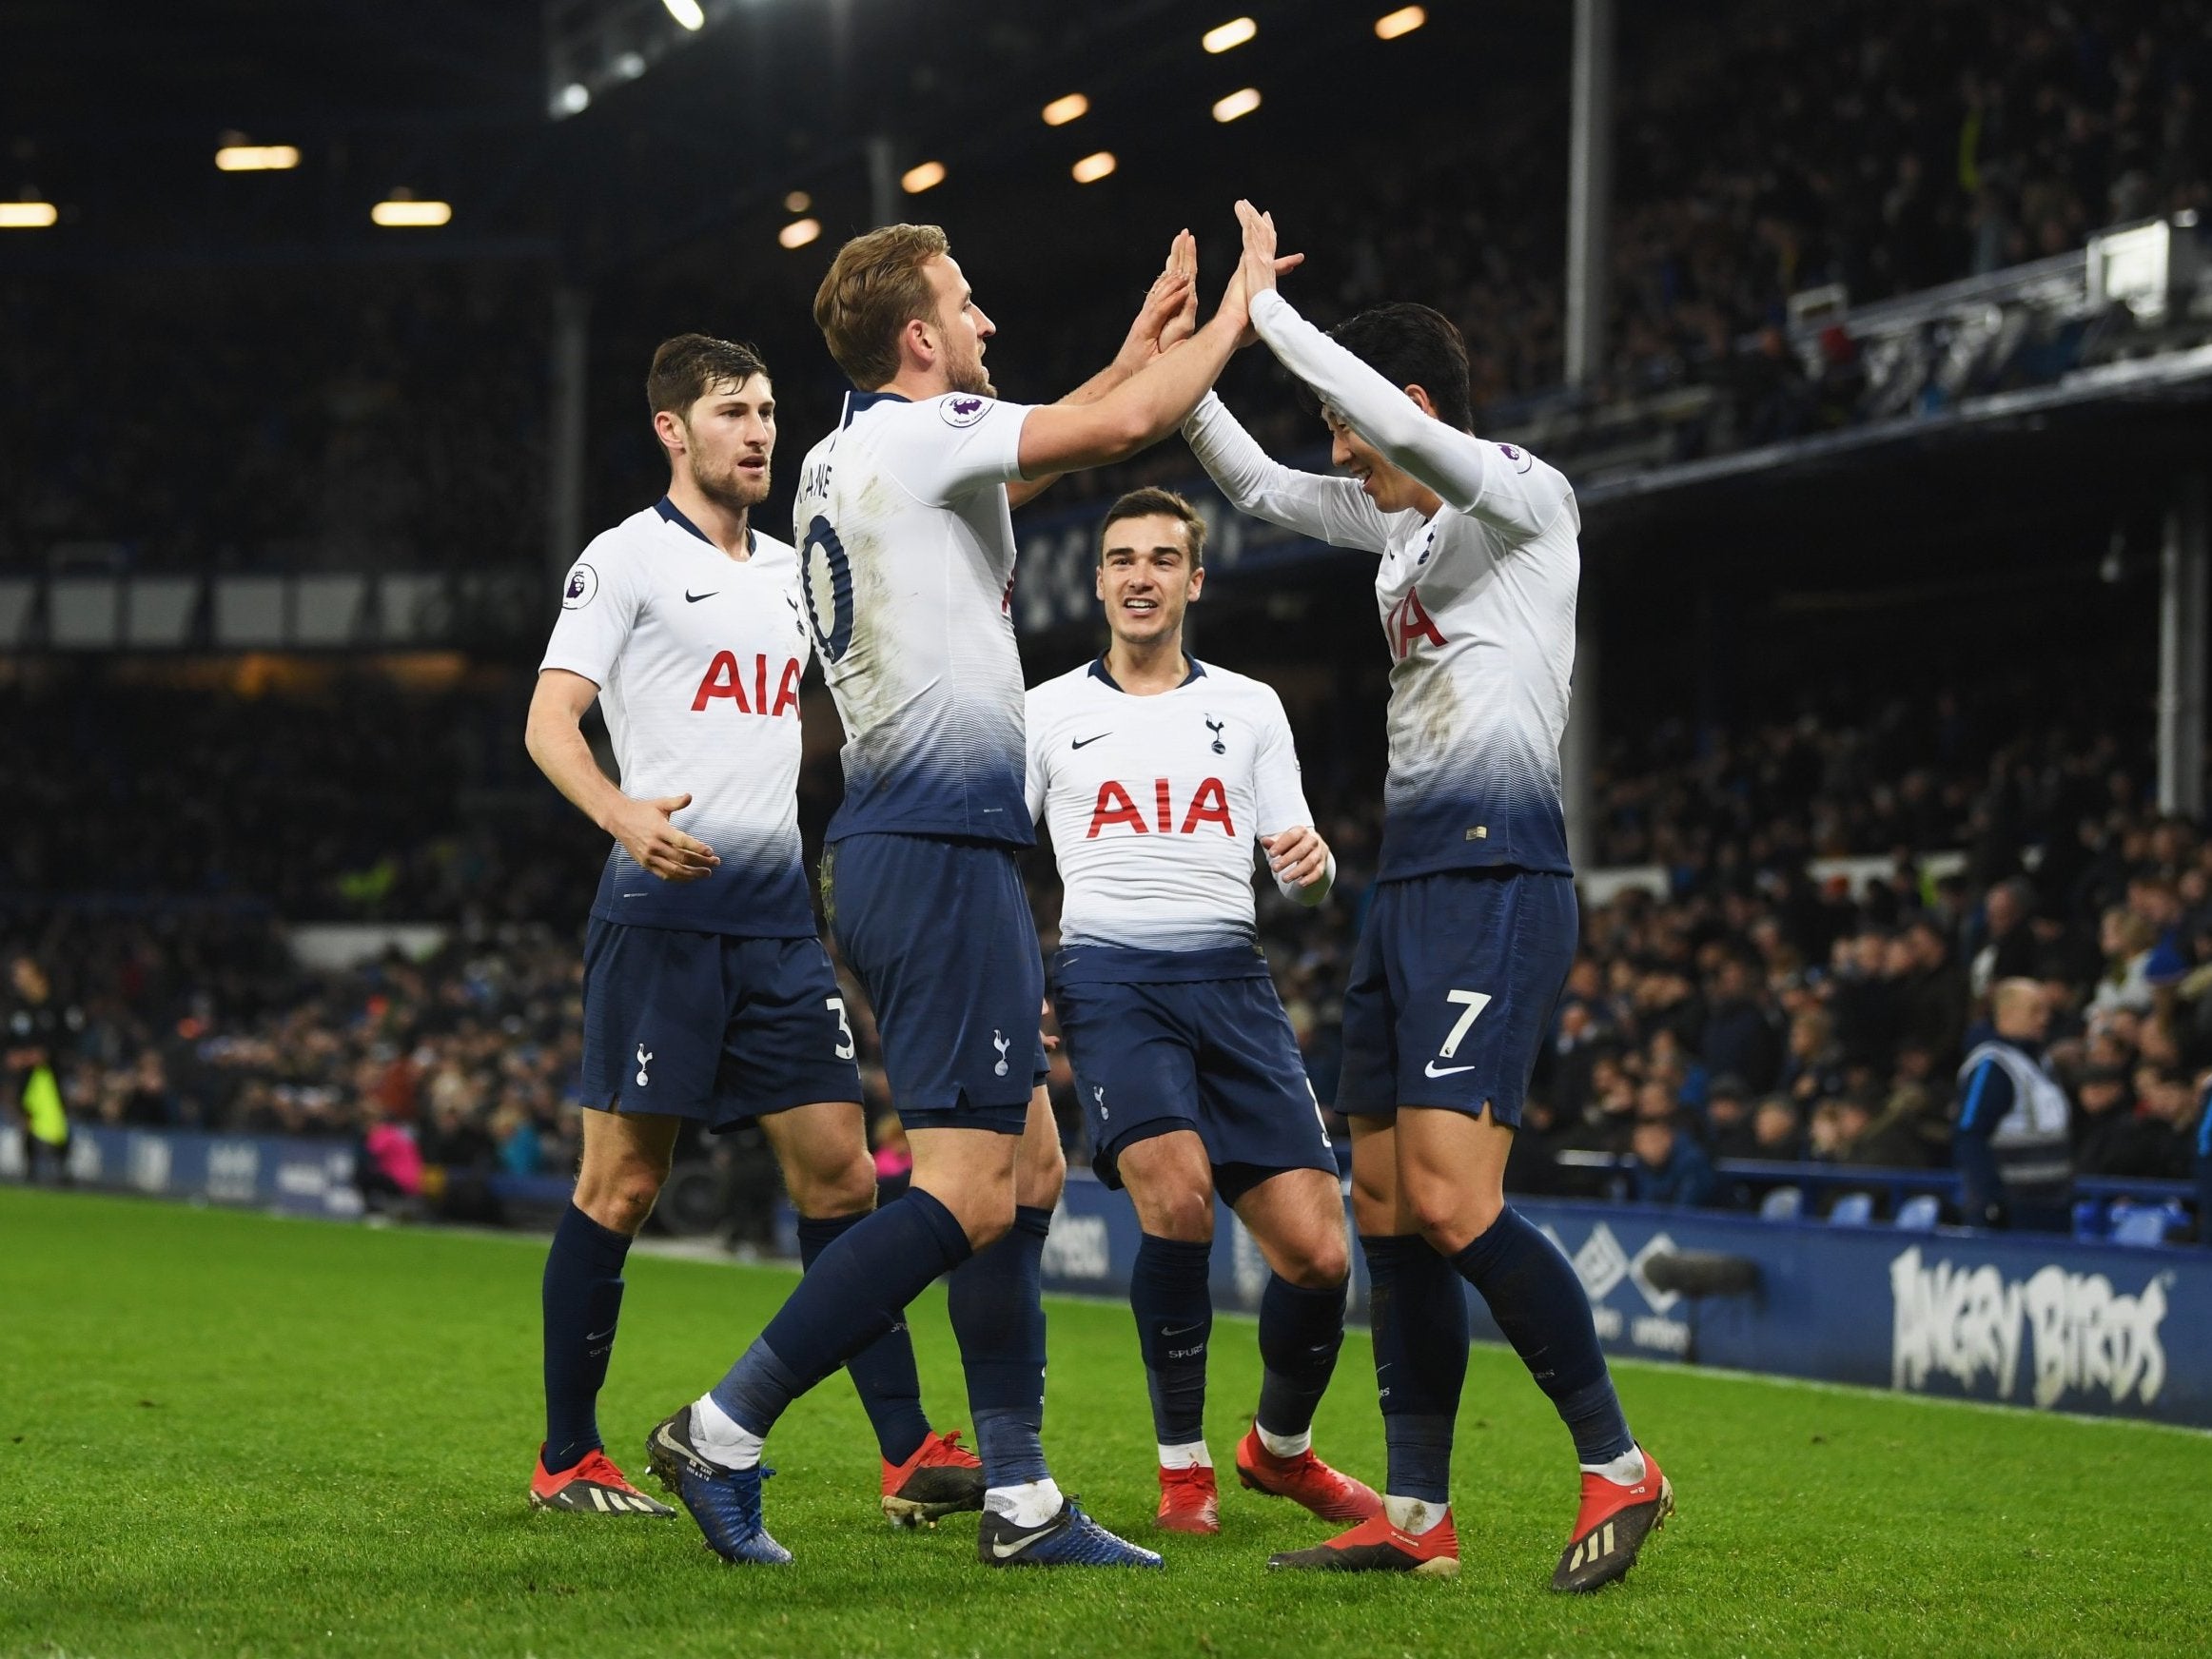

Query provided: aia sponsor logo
[691,652,804,716]
[1086,777,1234,838]
[1385,589,1448,660]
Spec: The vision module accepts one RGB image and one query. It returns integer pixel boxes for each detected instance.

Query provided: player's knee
[1276,1225,1349,1289]
[1143,1183,1215,1242]
[1408,1185,1500,1256]
[577,1160,665,1235]
[793,1151,878,1220]
[1016,1140,1067,1212]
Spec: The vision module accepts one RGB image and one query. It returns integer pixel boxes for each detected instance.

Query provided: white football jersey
[1184,289,1579,882]
[540,498,815,935]
[792,389,1036,846]
[1027,658,1316,952]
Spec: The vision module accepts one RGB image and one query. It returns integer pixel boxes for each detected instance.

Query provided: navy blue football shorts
[1052,945,1336,1199]
[1336,869,1577,1127]
[824,831,1047,1135]
[579,921,863,1127]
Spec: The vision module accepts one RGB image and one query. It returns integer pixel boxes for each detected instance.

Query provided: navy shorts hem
[894,1099,1034,1137]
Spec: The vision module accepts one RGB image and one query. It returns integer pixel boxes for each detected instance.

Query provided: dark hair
[1097,486,1206,568]
[646,334,770,420]
[1326,302,1473,431]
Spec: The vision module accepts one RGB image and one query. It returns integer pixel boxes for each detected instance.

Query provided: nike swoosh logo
[1071,732,1110,749]
[685,590,719,603]
[990,1524,1061,1558]
[1424,1062,1477,1078]
[1160,1323,1204,1338]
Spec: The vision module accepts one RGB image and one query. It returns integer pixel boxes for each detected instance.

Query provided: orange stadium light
[1071,151,1118,185]
[783,190,812,213]
[214,144,300,172]
[901,160,947,194]
[1203,16,1257,53]
[1043,92,1089,127]
[0,201,58,228]
[778,217,822,249]
[1212,88,1262,123]
[370,195,452,227]
[1375,7,1426,41]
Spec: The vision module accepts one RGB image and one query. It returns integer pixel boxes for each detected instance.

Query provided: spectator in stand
[1969,879,2041,1000]
[1752,1096,1808,1163]
[1630,1113,1718,1209]
[1704,1076,1760,1161]
[1700,955,1781,1095]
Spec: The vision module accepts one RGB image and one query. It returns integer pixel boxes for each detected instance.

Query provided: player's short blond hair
[813,223,950,389]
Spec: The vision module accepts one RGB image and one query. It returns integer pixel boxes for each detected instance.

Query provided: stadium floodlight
[556,83,591,115]
[371,196,453,227]
[214,145,301,172]
[1203,16,1256,53]
[1042,92,1089,127]
[783,189,812,213]
[1212,88,1262,123]
[1071,151,1117,185]
[661,0,705,29]
[615,50,646,78]
[1374,6,1425,40]
[0,201,58,229]
[778,217,822,249]
[902,160,947,194]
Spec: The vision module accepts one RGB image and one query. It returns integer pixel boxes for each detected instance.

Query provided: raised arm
[1235,202,1574,544]
[1182,391,1390,554]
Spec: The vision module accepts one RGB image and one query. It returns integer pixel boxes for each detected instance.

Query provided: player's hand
[1223,200,1303,346]
[608,791,720,883]
[1261,824,1329,890]
[1040,997,1061,1053]
[1112,230,1198,376]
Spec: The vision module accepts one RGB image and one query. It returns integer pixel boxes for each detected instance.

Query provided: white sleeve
[1253,691,1333,906]
[538,542,640,688]
[1023,693,1049,825]
[1247,289,1576,545]
[1182,393,1390,555]
[880,395,1031,506]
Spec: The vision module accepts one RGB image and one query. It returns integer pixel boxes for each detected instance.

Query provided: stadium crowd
[10,0,2208,573]
[9,681,2209,1237]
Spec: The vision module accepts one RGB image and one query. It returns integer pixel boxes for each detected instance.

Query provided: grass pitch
[3,1188,2207,1658]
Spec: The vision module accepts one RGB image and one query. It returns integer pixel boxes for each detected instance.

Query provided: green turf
[3,1188,2208,1658]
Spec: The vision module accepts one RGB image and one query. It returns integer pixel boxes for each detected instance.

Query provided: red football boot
[1233,1426,1383,1524]
[1155,1463,1221,1534]
[1267,1508,1459,1576]
[880,1429,987,1528]
[1552,1445,1674,1592]
[528,1446,675,1515]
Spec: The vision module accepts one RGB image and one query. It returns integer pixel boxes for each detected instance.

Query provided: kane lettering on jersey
[792,389,1036,846]
[540,497,815,936]
[1027,657,1315,975]
[1183,289,1579,882]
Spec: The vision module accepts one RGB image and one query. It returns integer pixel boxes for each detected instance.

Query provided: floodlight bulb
[901,160,947,194]
[779,218,822,249]
[1203,17,1256,53]
[1212,88,1262,123]
[784,190,812,213]
[1375,7,1426,40]
[0,201,57,228]
[371,198,452,227]
[1072,151,1117,184]
[215,145,301,172]
[1043,93,1089,127]
[663,0,706,30]
[556,83,591,116]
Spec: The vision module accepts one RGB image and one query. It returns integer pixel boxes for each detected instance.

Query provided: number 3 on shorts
[1424,988,1492,1077]
[828,995,856,1061]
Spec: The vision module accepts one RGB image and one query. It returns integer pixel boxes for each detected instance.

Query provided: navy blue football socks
[1255,1272,1346,1440]
[1450,1207,1636,1466]
[796,1211,932,1468]
[713,1186,973,1436]
[541,1202,632,1474]
[949,1204,1054,1489]
[1361,1233,1468,1504]
[1131,1233,1214,1446]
